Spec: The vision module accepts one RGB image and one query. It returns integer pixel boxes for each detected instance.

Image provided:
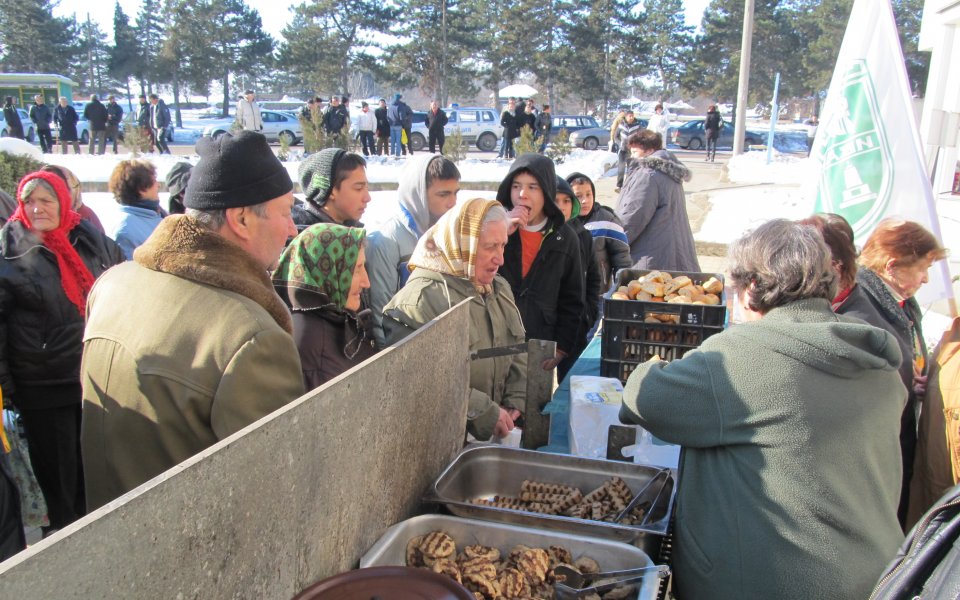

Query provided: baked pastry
[419,531,456,559]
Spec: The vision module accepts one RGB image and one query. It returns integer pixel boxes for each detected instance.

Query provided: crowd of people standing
[1,94,170,155]
[0,111,958,596]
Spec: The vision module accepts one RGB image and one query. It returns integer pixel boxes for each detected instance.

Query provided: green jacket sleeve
[468,389,501,441]
[619,349,725,448]
[211,329,306,439]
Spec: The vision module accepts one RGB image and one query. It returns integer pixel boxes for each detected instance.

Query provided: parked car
[443,107,502,152]
[75,119,127,145]
[0,108,35,142]
[569,118,647,151]
[406,111,429,151]
[202,110,303,145]
[550,115,602,137]
[670,119,764,150]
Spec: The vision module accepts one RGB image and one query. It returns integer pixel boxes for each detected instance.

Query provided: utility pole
[86,14,97,95]
[441,0,448,106]
[732,0,755,156]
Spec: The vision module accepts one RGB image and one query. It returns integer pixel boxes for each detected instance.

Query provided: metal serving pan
[360,514,664,600]
[424,445,676,555]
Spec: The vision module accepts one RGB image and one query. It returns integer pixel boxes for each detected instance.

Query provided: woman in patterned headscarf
[382,198,527,442]
[273,223,376,389]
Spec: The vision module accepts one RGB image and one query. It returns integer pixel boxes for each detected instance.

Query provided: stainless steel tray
[360,514,663,600]
[424,445,676,555]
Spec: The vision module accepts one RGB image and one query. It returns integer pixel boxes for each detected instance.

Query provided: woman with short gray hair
[619,218,905,600]
[728,217,837,313]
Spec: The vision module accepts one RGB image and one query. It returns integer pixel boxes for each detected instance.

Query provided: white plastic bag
[568,376,624,458]
[620,429,682,468]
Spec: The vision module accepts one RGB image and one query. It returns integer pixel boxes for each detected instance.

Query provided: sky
[53,0,712,43]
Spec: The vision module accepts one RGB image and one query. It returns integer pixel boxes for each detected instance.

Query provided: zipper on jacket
[868,497,960,599]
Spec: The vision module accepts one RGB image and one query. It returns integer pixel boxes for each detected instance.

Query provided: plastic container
[601,269,727,384]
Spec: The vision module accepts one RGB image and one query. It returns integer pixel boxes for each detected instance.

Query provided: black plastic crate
[604,269,727,328]
[601,321,723,383]
[601,269,727,384]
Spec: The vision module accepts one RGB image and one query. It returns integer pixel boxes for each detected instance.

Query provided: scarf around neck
[409,197,501,295]
[11,171,94,316]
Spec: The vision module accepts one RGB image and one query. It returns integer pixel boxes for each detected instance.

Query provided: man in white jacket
[357,101,377,156]
[236,90,262,132]
[646,103,670,142]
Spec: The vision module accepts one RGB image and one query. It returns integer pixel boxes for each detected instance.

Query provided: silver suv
[444,107,502,152]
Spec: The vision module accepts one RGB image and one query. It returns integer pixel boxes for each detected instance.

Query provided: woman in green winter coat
[620,219,905,600]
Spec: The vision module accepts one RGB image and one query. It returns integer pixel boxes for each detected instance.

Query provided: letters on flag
[811,0,952,302]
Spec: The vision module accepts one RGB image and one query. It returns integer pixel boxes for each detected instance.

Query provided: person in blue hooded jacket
[366,155,460,348]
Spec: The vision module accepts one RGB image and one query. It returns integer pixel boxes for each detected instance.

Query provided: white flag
[811,0,951,303]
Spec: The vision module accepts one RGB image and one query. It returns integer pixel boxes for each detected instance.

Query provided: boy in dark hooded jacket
[497,154,585,370]
[554,176,602,381]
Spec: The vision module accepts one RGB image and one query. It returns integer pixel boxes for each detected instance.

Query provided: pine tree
[682,0,800,104]
[193,0,274,117]
[640,0,695,100]
[442,127,467,163]
[471,0,529,105]
[562,0,640,118]
[110,1,143,110]
[277,11,341,98]
[786,0,929,108]
[0,0,75,73]
[386,0,481,105]
[136,0,165,94]
[515,125,538,154]
[79,16,113,94]
[892,0,930,96]
[279,0,396,97]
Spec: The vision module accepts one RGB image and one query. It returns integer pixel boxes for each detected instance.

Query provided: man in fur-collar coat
[616,129,700,273]
[80,132,305,510]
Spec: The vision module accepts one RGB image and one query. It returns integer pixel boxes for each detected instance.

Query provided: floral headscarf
[272,223,366,310]
[409,198,502,295]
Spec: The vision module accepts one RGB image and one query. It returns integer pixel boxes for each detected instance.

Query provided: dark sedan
[670,119,763,150]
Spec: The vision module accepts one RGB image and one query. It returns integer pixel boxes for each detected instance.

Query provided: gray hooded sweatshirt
[621,298,905,600]
[366,155,440,347]
[615,149,700,273]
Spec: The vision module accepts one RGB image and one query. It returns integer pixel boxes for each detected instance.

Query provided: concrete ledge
[0,302,472,598]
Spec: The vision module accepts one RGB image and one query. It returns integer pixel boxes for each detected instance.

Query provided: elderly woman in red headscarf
[0,171,123,535]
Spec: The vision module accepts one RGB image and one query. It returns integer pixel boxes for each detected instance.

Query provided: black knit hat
[184,131,292,210]
[165,161,193,198]
[298,148,345,209]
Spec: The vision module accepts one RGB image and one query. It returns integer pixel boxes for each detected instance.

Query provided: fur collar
[134,215,293,334]
[631,151,692,184]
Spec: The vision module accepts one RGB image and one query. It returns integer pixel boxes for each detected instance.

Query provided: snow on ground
[695,186,814,245]
[725,150,817,186]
